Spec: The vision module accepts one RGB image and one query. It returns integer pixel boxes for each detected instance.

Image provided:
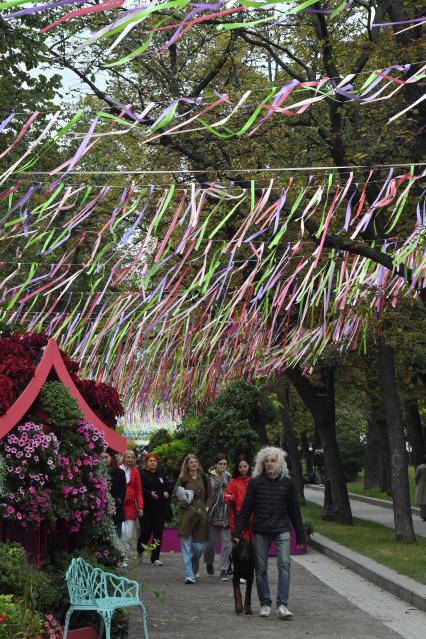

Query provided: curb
[306,484,420,516]
[308,532,426,613]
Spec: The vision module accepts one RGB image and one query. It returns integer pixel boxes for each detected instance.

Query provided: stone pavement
[125,552,408,639]
[304,487,426,538]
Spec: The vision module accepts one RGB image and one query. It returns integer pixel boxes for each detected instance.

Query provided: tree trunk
[377,335,416,543]
[286,365,353,525]
[364,417,380,489]
[300,431,313,474]
[405,399,425,468]
[276,384,305,506]
[364,416,391,493]
[254,421,270,447]
[363,362,392,493]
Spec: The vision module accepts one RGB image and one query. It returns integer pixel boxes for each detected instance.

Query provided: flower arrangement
[87,503,126,567]
[43,614,63,639]
[54,420,108,533]
[0,415,109,533]
[0,423,59,527]
[0,334,42,415]
[0,455,5,496]
[75,379,124,427]
[0,331,123,427]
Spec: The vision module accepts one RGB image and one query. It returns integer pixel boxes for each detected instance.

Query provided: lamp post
[321,472,335,520]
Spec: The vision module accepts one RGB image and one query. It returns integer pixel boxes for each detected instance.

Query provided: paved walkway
[304,488,426,537]
[125,551,426,639]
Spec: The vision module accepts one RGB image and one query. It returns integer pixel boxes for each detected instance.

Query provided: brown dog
[229,538,254,615]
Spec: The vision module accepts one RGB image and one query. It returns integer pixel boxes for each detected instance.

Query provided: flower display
[0,331,123,426]
[43,614,64,639]
[54,419,108,533]
[0,417,109,533]
[0,331,125,570]
[0,423,59,527]
[75,379,124,427]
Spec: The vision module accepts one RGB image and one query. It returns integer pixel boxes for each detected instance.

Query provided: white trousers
[121,519,135,547]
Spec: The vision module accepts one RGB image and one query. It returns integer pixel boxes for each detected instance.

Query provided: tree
[148,427,172,451]
[189,380,279,467]
[274,381,306,505]
[377,332,416,542]
[287,364,353,525]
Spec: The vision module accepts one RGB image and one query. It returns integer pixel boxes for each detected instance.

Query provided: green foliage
[77,502,126,567]
[40,381,83,429]
[336,432,366,482]
[148,428,172,451]
[153,439,192,479]
[190,380,279,467]
[0,543,54,614]
[195,405,258,468]
[0,594,43,639]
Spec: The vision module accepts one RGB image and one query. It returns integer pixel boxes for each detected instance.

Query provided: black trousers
[137,509,165,561]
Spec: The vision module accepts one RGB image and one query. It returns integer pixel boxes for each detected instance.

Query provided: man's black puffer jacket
[235,471,306,545]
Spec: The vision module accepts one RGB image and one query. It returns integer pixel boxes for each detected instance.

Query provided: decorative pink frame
[0,338,127,452]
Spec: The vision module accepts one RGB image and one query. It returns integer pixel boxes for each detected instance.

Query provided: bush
[153,439,192,480]
[196,405,258,468]
[0,543,55,614]
[148,428,172,451]
[0,594,43,639]
[40,381,83,429]
[337,433,366,482]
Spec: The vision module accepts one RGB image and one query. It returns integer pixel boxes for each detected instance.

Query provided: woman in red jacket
[120,450,144,552]
[224,455,252,540]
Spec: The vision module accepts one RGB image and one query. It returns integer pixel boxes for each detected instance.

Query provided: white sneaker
[259,605,271,617]
[240,578,246,584]
[185,577,195,584]
[195,572,200,579]
[152,559,163,566]
[121,562,128,568]
[277,604,293,619]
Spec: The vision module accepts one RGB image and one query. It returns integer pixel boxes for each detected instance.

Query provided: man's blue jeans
[180,535,204,580]
[253,531,290,607]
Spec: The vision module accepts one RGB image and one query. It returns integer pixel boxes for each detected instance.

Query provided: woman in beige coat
[173,454,212,583]
[415,455,426,521]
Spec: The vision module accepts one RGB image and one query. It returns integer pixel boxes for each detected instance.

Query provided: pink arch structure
[0,338,127,452]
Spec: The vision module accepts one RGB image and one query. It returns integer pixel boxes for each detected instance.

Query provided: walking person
[120,450,144,558]
[415,455,426,521]
[137,451,171,565]
[173,454,212,584]
[224,454,252,540]
[204,453,232,580]
[101,448,126,538]
[235,446,306,620]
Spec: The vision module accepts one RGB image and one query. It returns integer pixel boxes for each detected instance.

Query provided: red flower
[0,332,123,425]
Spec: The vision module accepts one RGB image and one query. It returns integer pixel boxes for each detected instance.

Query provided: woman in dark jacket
[101,449,126,537]
[137,452,171,565]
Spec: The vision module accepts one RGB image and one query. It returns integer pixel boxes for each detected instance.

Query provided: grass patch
[346,467,416,505]
[301,502,426,585]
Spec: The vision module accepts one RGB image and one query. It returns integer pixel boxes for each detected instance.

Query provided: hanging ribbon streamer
[1,167,425,414]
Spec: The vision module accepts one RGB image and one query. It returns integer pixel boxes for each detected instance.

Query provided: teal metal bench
[64,557,149,639]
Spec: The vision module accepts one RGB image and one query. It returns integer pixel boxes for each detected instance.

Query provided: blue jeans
[254,531,290,607]
[180,535,204,580]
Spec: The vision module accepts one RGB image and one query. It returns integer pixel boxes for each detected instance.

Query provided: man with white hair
[234,446,306,620]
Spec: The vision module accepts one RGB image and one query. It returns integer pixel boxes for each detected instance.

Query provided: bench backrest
[66,558,107,605]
